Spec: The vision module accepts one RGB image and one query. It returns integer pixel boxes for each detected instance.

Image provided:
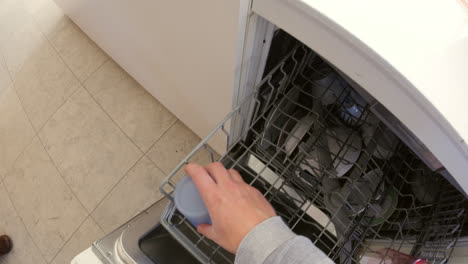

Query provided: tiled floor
[0,0,204,263]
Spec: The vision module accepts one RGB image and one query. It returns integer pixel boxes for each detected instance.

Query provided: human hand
[185,162,277,254]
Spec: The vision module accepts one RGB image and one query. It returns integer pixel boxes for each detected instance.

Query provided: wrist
[235,216,294,263]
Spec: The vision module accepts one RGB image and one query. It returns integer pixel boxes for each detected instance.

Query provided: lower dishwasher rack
[159,45,467,264]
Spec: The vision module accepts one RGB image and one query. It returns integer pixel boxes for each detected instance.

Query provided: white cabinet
[53,0,239,153]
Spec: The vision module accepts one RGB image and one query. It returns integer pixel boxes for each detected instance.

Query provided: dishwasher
[72,26,468,264]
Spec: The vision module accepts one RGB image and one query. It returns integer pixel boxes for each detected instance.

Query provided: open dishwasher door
[72,198,202,264]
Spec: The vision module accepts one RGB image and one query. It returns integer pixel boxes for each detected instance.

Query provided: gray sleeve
[235,216,334,264]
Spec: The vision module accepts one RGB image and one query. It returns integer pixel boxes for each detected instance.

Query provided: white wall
[54,0,240,153]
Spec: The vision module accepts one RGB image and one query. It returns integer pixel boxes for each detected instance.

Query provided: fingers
[185,163,216,201]
[205,162,231,184]
[228,169,244,183]
[197,224,215,240]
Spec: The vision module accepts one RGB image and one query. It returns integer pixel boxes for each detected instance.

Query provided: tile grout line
[0,45,43,182]
[3,5,54,134]
[47,214,94,264]
[59,60,179,235]
[36,134,89,216]
[0,50,12,98]
[35,128,112,261]
[16,3,86,132]
[0,177,49,264]
[80,58,181,161]
[32,83,81,133]
[1,19,81,136]
[79,83,182,204]
[79,56,111,85]
[32,84,148,250]
[77,88,155,209]
[34,16,167,242]
[81,85,148,155]
[89,214,106,234]
[0,62,37,180]
[34,9,180,182]
[0,134,37,182]
[28,3,117,217]
[28,4,111,88]
[0,39,18,83]
[0,7,65,263]
[0,14,84,181]
[12,6,182,251]
[51,26,151,159]
[52,21,178,160]
[2,3,120,262]
[86,152,146,232]
[27,10,130,234]
[84,119,179,231]
[17,84,81,184]
[34,131,93,264]
[143,119,180,175]
[36,128,121,262]
[144,118,178,156]
[145,153,171,179]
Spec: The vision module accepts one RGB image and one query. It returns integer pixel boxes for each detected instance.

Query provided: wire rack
[159,43,467,264]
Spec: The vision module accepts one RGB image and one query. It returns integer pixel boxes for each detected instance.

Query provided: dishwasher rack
[159,44,467,264]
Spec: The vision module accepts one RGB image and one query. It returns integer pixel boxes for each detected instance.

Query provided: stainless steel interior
[92,199,169,263]
[159,32,467,264]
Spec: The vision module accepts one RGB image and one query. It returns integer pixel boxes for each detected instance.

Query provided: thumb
[197,224,215,239]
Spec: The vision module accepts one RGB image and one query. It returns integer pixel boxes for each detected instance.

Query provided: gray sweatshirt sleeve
[235,216,334,264]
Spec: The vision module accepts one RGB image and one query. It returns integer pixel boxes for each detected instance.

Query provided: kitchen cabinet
[53,0,240,153]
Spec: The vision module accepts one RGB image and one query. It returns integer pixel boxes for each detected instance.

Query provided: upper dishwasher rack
[159,44,467,264]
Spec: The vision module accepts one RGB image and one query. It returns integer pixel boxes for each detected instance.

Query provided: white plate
[361,115,398,160]
[260,88,300,150]
[348,169,385,215]
[247,154,337,236]
[311,70,346,106]
[301,127,362,177]
[284,114,315,156]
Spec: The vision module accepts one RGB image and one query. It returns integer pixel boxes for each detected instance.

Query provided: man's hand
[185,162,277,254]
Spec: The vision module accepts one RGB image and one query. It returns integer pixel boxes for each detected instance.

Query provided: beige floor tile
[23,0,68,37]
[0,0,44,78]
[451,246,468,264]
[92,156,166,233]
[38,87,142,212]
[22,0,55,12]
[0,0,35,45]
[50,217,104,264]
[48,18,109,83]
[0,87,35,178]
[0,25,45,79]
[24,0,108,83]
[85,60,176,152]
[449,258,468,264]
[0,0,31,31]
[0,181,47,264]
[0,56,11,96]
[147,120,214,182]
[13,38,80,130]
[3,137,88,262]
